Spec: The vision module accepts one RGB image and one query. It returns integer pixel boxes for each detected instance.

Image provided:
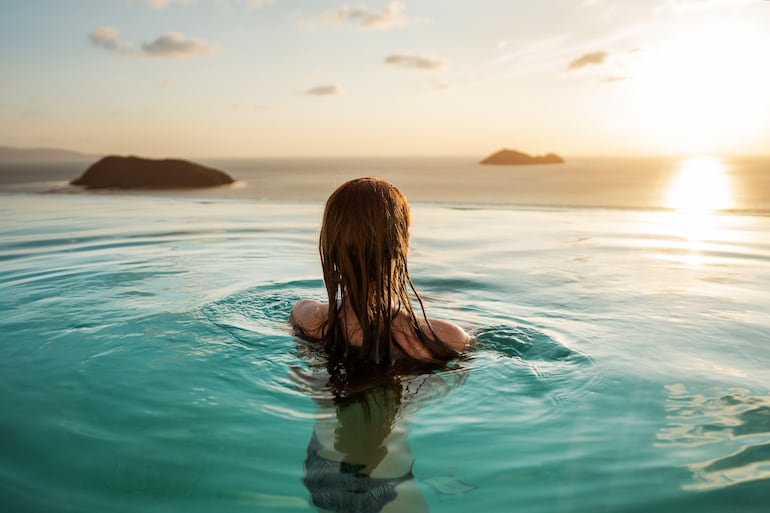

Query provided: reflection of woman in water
[291,177,469,512]
[300,378,424,513]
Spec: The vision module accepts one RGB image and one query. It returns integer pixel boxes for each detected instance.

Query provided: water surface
[1,192,769,512]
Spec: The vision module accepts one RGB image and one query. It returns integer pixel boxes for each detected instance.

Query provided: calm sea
[1,155,769,212]
[1,157,769,512]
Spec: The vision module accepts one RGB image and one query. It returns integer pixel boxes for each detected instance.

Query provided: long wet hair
[319,177,458,376]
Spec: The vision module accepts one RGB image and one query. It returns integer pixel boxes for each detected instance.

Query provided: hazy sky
[1,0,769,158]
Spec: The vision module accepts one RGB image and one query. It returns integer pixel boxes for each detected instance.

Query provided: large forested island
[71,156,235,189]
[480,149,564,165]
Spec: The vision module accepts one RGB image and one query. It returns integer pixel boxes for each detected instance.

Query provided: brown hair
[319,177,457,374]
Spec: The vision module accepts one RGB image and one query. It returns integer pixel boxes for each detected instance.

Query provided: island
[480,149,564,165]
[70,156,235,189]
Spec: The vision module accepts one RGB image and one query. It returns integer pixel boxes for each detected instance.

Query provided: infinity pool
[1,193,769,512]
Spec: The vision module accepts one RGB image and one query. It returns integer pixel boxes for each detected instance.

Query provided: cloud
[567,51,608,71]
[230,102,270,110]
[304,84,342,96]
[384,53,446,70]
[430,78,449,90]
[654,0,753,13]
[128,0,275,10]
[89,27,130,53]
[141,33,217,57]
[214,0,275,9]
[126,0,197,9]
[89,27,218,58]
[146,0,176,8]
[655,0,710,12]
[245,0,275,7]
[319,1,411,30]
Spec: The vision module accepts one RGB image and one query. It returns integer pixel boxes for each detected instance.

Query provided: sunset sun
[666,156,733,213]
[631,20,770,155]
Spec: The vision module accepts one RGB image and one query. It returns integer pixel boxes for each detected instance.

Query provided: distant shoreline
[3,144,770,164]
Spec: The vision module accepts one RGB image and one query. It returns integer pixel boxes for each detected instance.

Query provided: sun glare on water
[663,157,734,265]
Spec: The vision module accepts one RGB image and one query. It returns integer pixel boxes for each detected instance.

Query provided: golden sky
[1,0,769,158]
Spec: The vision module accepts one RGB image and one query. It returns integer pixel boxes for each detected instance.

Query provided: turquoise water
[2,192,770,512]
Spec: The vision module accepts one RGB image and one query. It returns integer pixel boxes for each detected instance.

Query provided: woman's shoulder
[393,313,470,356]
[421,317,470,351]
[290,299,327,340]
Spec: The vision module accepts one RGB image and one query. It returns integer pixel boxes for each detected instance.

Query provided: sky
[1,0,769,158]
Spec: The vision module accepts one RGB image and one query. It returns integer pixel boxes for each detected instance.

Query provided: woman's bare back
[290,299,469,359]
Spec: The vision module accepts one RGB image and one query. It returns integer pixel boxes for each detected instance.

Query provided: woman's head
[320,177,410,301]
[319,177,453,373]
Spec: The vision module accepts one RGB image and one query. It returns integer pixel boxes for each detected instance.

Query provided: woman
[290,177,469,372]
[291,177,469,513]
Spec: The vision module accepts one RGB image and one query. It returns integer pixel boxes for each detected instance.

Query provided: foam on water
[1,193,770,512]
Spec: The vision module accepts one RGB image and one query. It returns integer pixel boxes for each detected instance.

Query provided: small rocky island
[480,149,564,165]
[71,155,235,189]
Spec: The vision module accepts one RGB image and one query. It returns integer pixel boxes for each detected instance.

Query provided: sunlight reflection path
[663,157,735,265]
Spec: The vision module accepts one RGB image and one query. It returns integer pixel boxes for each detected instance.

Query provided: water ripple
[466,324,599,418]
[658,383,770,491]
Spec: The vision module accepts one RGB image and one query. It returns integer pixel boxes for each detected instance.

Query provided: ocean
[2,155,770,212]
[1,156,769,512]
